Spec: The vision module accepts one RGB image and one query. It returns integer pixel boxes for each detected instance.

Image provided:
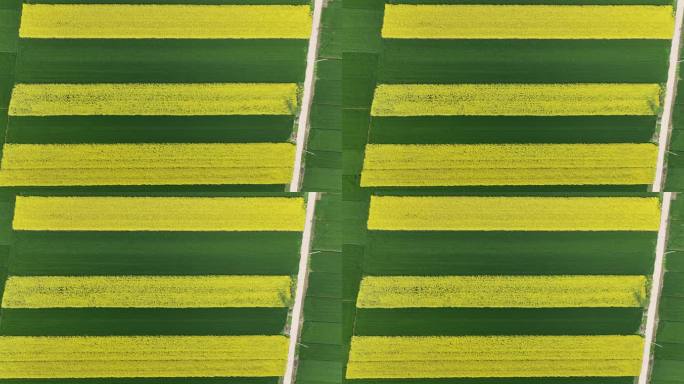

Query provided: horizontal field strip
[15,39,308,83]
[6,116,294,144]
[365,231,656,275]
[8,83,298,116]
[0,335,288,378]
[371,83,661,116]
[0,378,278,384]
[19,4,312,39]
[28,0,310,3]
[355,308,643,336]
[368,116,657,144]
[361,143,657,187]
[378,40,670,84]
[387,0,672,4]
[346,335,644,378]
[10,232,301,275]
[1,275,292,308]
[0,308,288,335]
[344,380,635,384]
[356,275,646,308]
[368,196,661,231]
[382,5,674,39]
[12,196,305,231]
[0,143,295,186]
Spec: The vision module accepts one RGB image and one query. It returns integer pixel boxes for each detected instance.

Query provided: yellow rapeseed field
[346,335,643,378]
[2,275,292,308]
[370,84,661,116]
[12,196,306,231]
[382,5,674,39]
[367,196,661,231]
[9,83,299,116]
[0,335,288,378]
[20,4,312,39]
[356,275,646,308]
[361,143,657,186]
[0,143,295,186]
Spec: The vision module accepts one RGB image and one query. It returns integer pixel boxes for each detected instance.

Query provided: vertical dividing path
[284,192,319,384]
[654,0,684,192]
[640,192,674,384]
[290,0,324,192]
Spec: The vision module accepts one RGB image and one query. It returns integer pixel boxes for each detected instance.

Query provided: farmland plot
[0,194,308,383]
[0,0,316,189]
[359,0,674,189]
[346,193,663,383]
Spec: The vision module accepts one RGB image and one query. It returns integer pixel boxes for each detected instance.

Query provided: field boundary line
[639,191,673,384]
[283,192,319,384]
[653,1,684,192]
[290,0,324,192]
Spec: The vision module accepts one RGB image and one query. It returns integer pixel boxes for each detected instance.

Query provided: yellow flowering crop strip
[2,275,292,308]
[8,83,298,116]
[13,196,305,232]
[0,143,295,186]
[20,4,312,39]
[371,84,661,116]
[346,335,644,378]
[367,196,661,231]
[356,275,646,308]
[382,5,674,39]
[361,143,657,186]
[0,335,288,378]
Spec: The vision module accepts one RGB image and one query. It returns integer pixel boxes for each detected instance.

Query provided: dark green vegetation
[1,308,289,335]
[302,0,342,192]
[652,195,684,384]
[665,53,684,189]
[16,40,307,83]
[365,231,656,275]
[379,40,669,84]
[369,116,657,144]
[296,193,344,384]
[340,0,383,381]
[10,232,301,275]
[355,308,644,336]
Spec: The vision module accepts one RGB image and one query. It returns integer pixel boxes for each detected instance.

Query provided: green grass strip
[379,40,669,84]
[355,308,643,336]
[368,116,655,144]
[10,232,301,275]
[6,116,293,144]
[365,231,655,275]
[16,39,307,83]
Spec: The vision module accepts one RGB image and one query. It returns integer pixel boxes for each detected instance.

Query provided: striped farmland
[0,193,309,382]
[359,1,674,188]
[341,2,677,384]
[0,1,315,189]
[346,193,662,382]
